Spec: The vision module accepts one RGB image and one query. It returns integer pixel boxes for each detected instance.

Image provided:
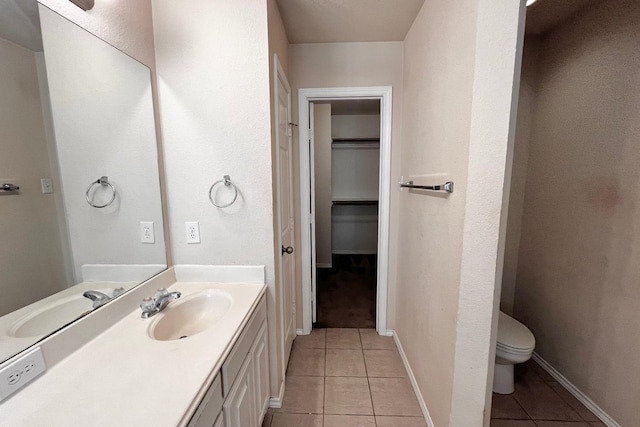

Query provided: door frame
[273,54,295,386]
[298,86,393,335]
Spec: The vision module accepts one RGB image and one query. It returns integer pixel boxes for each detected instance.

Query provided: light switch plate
[41,178,54,194]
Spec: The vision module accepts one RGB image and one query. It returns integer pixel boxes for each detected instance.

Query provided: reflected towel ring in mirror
[85,176,117,208]
[209,175,238,208]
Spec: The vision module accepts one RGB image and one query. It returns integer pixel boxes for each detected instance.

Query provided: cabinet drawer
[222,297,266,396]
[188,373,223,427]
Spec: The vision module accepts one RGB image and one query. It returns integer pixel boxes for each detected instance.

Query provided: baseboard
[316,263,332,269]
[391,330,435,427]
[532,352,620,427]
[268,380,285,408]
[378,329,394,337]
[296,328,306,335]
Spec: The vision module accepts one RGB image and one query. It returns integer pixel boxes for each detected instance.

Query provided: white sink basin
[148,290,233,341]
[9,296,93,338]
[8,288,117,338]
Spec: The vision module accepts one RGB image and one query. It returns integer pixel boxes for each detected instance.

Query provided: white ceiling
[525,0,598,36]
[0,0,42,51]
[276,0,425,44]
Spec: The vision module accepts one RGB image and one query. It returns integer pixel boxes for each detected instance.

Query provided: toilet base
[493,363,515,394]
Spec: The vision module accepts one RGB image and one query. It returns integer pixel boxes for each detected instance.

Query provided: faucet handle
[140,297,155,312]
[154,288,168,299]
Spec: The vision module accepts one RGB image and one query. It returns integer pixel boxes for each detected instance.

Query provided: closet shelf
[332,199,378,206]
[332,137,380,142]
[331,138,380,149]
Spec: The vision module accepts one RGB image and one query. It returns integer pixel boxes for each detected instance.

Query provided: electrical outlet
[40,178,54,194]
[0,347,46,402]
[140,221,155,244]
[185,221,200,244]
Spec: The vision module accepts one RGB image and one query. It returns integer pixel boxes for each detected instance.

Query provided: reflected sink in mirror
[149,291,233,341]
[8,288,114,338]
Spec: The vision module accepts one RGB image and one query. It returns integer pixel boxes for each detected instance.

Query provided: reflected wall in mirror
[0,1,166,363]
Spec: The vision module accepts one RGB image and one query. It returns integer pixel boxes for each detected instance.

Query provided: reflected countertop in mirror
[0,1,166,363]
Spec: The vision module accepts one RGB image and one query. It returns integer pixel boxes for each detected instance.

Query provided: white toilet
[493,311,535,394]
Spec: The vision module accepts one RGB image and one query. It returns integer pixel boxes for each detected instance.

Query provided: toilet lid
[497,312,535,351]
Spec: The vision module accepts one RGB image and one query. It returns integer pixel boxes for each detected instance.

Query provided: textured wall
[0,37,67,316]
[514,1,640,425]
[332,114,380,138]
[398,1,477,423]
[501,38,540,315]
[399,0,523,424]
[152,0,281,397]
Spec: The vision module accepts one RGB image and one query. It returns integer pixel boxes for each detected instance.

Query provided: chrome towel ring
[209,175,238,208]
[86,176,117,208]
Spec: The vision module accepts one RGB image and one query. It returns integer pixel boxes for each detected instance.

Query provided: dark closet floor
[315,254,377,329]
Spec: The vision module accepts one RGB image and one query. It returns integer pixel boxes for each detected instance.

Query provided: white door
[275,56,296,369]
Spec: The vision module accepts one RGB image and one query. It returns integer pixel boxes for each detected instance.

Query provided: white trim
[392,330,434,427]
[332,142,379,149]
[296,328,306,335]
[298,86,393,335]
[531,353,621,427]
[268,379,285,409]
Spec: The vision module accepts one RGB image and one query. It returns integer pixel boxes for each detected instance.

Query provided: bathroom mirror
[0,1,166,363]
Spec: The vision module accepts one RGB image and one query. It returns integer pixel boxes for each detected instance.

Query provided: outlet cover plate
[140,221,155,244]
[185,221,200,244]
[0,347,46,402]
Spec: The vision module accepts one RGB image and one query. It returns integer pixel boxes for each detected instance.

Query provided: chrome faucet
[83,290,112,308]
[140,288,181,318]
[83,287,126,309]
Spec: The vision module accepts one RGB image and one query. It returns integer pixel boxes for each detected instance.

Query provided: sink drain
[179,335,188,339]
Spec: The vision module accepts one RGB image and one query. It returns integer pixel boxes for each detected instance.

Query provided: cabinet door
[223,353,256,427]
[251,323,269,422]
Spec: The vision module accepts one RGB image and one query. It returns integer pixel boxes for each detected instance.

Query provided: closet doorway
[314,99,380,328]
[298,87,393,335]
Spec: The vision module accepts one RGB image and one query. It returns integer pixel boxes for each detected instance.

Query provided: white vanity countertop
[0,281,267,427]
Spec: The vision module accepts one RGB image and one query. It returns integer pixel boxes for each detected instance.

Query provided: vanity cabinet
[188,296,268,427]
[224,354,255,426]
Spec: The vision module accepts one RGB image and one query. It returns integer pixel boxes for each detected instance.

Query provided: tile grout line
[323,329,327,425]
[359,329,378,426]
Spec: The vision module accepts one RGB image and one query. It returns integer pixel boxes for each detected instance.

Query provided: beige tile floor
[263,328,427,427]
[490,360,606,427]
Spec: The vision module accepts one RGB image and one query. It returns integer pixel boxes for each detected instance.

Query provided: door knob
[282,246,294,255]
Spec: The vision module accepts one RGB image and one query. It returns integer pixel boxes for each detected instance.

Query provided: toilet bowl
[493,311,535,394]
